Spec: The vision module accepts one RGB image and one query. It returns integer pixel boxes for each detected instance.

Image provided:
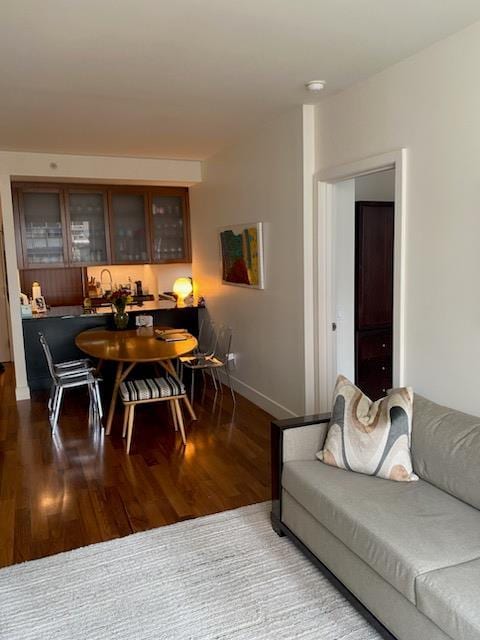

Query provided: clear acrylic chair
[179,325,235,406]
[38,331,92,377]
[195,317,218,357]
[39,332,103,430]
[175,317,217,376]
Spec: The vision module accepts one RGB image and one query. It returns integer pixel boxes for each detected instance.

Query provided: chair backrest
[38,332,58,381]
[198,318,218,356]
[214,325,233,365]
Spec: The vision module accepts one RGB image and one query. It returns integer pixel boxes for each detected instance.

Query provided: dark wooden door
[355,201,394,399]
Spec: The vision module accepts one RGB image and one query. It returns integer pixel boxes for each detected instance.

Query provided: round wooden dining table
[75,327,198,434]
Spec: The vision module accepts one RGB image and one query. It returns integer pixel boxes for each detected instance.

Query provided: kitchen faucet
[100,268,113,293]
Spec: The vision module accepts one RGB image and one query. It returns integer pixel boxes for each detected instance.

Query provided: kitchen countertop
[23,301,200,320]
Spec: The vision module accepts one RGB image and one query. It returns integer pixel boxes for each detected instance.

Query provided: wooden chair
[119,376,187,453]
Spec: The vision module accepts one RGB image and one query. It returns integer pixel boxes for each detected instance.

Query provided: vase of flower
[113,310,129,330]
[106,288,132,330]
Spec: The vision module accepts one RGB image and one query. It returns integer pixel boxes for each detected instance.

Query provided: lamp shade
[173,277,193,305]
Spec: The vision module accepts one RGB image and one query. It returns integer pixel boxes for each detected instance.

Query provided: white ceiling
[1,0,480,160]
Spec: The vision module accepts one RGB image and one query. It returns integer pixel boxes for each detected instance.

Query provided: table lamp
[173,277,193,307]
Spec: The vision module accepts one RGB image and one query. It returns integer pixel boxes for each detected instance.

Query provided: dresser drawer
[357,358,392,397]
[357,330,392,361]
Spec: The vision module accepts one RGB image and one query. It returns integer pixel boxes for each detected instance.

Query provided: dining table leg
[106,362,124,435]
[105,361,137,435]
[161,359,197,421]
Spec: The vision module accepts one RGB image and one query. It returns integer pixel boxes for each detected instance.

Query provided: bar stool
[119,376,187,453]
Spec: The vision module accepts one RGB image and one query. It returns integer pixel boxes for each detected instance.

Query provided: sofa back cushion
[412,395,480,509]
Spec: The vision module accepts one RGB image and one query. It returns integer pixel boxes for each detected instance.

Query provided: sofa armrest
[271,413,330,531]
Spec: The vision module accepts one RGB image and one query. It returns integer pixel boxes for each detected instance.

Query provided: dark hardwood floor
[0,364,272,568]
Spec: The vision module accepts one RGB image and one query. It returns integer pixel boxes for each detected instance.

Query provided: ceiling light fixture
[305,80,326,92]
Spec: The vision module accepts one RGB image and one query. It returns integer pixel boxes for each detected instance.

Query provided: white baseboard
[16,385,31,401]
[217,372,297,419]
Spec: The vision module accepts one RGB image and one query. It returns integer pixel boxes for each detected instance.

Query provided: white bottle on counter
[32,281,42,300]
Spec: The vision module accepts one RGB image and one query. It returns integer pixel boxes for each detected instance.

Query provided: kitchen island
[23,301,201,390]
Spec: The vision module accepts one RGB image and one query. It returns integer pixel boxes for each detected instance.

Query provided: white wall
[316,20,480,415]
[355,169,395,201]
[0,151,201,399]
[190,108,306,418]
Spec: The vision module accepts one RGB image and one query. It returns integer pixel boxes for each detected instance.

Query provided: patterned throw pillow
[317,375,417,482]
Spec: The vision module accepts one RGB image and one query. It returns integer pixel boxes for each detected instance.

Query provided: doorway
[0,227,12,362]
[311,149,406,412]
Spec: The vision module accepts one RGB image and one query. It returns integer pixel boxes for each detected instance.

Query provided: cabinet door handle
[382,343,386,348]
[381,366,386,371]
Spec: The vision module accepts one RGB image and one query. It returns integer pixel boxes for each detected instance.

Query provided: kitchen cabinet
[13,183,191,269]
[16,187,67,268]
[151,189,191,262]
[110,190,150,264]
[67,189,110,265]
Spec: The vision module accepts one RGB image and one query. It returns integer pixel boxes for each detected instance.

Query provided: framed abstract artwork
[219,222,264,289]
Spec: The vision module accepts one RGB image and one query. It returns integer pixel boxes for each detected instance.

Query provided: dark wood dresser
[355,201,394,400]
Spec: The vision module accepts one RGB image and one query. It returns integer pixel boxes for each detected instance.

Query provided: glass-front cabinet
[151,190,190,262]
[19,189,66,267]
[110,191,150,264]
[67,191,109,265]
[13,183,191,268]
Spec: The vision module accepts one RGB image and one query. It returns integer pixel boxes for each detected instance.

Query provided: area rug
[0,502,380,639]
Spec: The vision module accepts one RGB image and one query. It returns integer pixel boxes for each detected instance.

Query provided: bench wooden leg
[169,400,178,431]
[174,399,186,445]
[160,359,197,421]
[126,405,136,454]
[122,405,130,438]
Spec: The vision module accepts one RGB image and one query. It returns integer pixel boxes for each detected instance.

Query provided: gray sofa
[271,395,480,640]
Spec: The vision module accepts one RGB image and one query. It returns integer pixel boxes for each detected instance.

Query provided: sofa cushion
[282,460,480,604]
[416,559,480,640]
[412,395,480,510]
[317,375,417,481]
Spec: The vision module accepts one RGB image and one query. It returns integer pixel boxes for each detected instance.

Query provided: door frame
[308,149,407,412]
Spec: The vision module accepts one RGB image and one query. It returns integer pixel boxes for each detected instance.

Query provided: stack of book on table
[155,328,190,342]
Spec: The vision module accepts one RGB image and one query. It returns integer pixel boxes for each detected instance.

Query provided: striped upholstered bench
[119,376,187,453]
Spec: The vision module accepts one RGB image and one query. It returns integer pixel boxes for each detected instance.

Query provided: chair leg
[225,365,236,407]
[122,405,130,438]
[216,367,224,394]
[210,368,218,392]
[94,381,103,419]
[88,384,95,426]
[174,399,187,445]
[51,386,64,431]
[126,405,136,454]
[49,387,57,425]
[48,384,55,413]
[169,400,178,431]
[190,369,195,403]
[90,384,101,429]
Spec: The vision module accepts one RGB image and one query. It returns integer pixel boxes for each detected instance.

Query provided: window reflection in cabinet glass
[151,195,185,261]
[111,194,148,263]
[23,192,64,265]
[68,193,107,264]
